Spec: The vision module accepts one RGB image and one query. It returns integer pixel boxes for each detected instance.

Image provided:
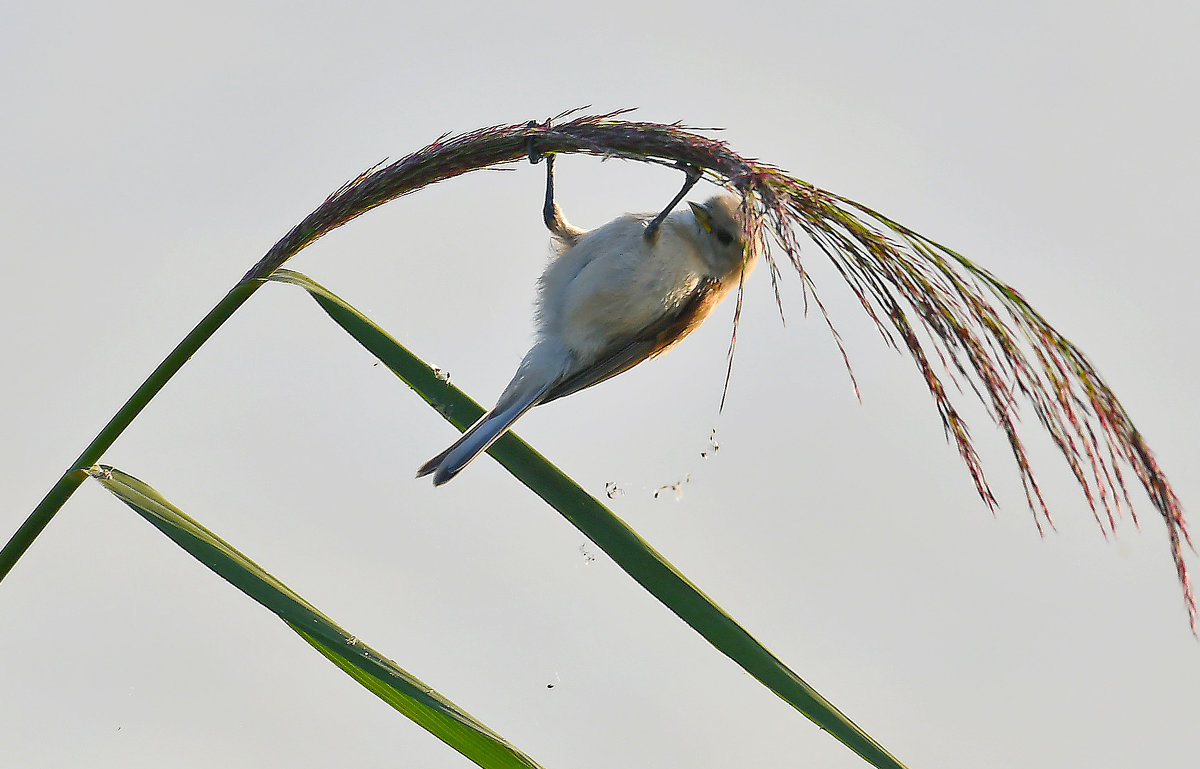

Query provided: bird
[417,154,760,485]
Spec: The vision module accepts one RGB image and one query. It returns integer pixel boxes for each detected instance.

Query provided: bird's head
[688,193,761,278]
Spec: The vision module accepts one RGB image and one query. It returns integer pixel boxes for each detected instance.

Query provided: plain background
[2,2,1197,767]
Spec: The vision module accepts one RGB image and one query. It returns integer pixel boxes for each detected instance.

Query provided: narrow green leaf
[271,269,909,769]
[87,465,545,769]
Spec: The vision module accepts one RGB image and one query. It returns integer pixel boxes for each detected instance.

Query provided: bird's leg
[527,129,583,245]
[643,162,702,242]
[541,154,566,236]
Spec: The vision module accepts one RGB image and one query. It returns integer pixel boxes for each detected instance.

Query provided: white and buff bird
[418,156,760,485]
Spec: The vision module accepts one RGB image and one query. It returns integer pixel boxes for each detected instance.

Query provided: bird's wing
[541,277,723,404]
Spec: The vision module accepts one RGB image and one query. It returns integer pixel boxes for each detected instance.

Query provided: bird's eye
[716,229,734,246]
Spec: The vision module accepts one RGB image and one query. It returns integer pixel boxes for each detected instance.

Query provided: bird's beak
[688,201,712,233]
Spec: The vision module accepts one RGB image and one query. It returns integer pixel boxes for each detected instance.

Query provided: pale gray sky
[3,2,1198,767]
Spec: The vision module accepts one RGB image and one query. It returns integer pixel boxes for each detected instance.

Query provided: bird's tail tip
[416,443,474,485]
[415,458,466,486]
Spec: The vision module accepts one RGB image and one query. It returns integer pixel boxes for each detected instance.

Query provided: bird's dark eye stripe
[716,229,733,245]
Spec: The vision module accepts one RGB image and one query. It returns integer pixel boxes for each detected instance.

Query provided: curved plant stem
[0,280,260,581]
[5,109,1192,629]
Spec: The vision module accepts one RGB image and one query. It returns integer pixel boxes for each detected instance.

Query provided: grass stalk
[0,280,261,581]
[5,108,1191,627]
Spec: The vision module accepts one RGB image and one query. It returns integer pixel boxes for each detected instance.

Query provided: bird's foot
[644,161,703,242]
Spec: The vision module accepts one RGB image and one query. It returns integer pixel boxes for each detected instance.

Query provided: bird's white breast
[535,212,705,361]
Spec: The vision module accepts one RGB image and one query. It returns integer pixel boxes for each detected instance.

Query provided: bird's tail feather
[416,381,551,485]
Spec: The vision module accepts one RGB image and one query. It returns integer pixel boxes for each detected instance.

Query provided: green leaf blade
[88,465,545,769]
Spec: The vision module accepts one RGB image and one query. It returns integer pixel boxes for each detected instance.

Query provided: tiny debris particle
[653,474,691,500]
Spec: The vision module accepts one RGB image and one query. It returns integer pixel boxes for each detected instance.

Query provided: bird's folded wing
[541,277,722,404]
